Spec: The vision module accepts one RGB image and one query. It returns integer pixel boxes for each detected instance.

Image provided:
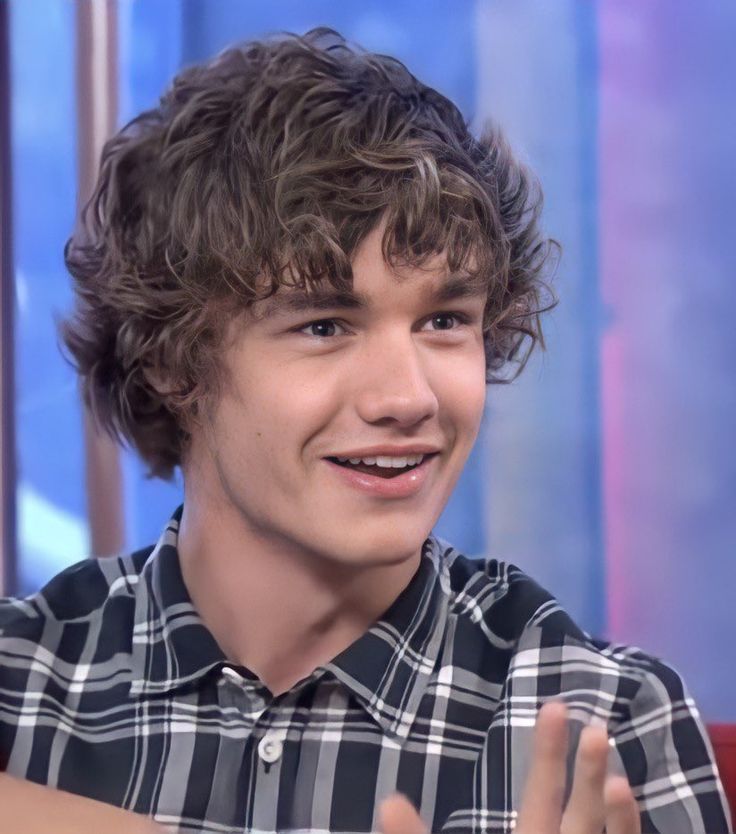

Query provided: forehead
[251,218,488,318]
[254,271,486,319]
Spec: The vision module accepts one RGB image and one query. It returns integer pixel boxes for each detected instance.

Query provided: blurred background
[0,0,734,720]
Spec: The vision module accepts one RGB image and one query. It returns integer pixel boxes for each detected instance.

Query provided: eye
[423,312,467,331]
[299,319,344,338]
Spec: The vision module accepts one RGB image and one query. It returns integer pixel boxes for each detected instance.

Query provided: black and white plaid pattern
[0,509,730,833]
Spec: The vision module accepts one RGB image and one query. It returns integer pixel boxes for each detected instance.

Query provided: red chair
[708,724,736,823]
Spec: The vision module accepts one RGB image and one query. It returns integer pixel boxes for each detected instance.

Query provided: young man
[0,28,730,834]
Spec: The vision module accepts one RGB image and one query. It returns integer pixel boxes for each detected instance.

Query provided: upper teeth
[336,454,425,468]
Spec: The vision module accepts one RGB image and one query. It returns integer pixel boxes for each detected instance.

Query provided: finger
[516,701,569,833]
[604,776,641,834]
[377,793,428,834]
[560,725,609,834]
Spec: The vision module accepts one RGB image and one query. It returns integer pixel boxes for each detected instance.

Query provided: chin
[326,521,432,568]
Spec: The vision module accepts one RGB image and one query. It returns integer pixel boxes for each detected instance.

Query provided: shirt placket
[219,665,292,832]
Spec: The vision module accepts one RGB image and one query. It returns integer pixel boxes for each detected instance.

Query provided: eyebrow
[260,289,366,316]
[433,274,487,303]
[260,274,486,317]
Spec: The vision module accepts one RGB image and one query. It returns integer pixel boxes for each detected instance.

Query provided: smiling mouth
[325,455,434,479]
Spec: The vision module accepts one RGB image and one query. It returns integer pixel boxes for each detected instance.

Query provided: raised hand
[378,792,429,834]
[515,701,640,834]
[377,701,641,834]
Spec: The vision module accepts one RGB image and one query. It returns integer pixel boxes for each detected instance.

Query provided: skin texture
[178,223,489,695]
[378,703,642,834]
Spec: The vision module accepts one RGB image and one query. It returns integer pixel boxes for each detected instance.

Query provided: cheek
[459,388,486,446]
[235,370,339,457]
[440,353,487,434]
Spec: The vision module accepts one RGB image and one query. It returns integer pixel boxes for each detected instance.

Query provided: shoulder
[439,540,586,646]
[437,540,691,715]
[0,546,152,653]
[440,545,730,828]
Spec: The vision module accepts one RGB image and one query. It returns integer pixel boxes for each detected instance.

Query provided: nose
[354,337,439,428]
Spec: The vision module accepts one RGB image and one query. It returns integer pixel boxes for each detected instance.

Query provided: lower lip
[324,455,436,499]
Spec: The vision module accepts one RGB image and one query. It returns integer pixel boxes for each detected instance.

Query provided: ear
[141,361,178,400]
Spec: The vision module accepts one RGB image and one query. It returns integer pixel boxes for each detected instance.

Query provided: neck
[177,473,421,697]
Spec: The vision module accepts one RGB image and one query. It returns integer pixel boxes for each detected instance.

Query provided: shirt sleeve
[610,654,732,833]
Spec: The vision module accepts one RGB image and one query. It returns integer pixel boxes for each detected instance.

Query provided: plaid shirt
[0,509,730,833]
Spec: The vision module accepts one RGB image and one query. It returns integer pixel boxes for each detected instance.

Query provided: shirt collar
[322,536,451,741]
[130,509,228,697]
[130,508,452,742]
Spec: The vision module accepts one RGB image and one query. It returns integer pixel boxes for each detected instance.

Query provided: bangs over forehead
[254,142,499,297]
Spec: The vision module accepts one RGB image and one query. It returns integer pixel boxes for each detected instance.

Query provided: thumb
[377,793,429,834]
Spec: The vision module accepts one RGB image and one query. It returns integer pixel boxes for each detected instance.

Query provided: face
[189,225,488,568]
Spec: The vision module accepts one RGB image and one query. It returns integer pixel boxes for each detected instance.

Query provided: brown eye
[430,313,457,330]
[301,319,340,338]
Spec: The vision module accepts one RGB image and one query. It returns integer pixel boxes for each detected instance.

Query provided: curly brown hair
[62,28,557,480]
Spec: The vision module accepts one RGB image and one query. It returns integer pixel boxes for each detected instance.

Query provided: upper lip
[326,445,441,458]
